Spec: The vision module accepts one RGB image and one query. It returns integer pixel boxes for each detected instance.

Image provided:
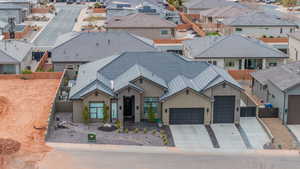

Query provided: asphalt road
[33,4,85,47]
[40,143,300,169]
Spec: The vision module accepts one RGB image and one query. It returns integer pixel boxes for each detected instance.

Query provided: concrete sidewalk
[240,117,270,149]
[211,124,246,149]
[170,125,213,151]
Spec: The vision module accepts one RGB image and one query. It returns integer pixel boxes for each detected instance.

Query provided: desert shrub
[82,105,90,125]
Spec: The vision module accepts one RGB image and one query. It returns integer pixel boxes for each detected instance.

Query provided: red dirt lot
[0,78,60,169]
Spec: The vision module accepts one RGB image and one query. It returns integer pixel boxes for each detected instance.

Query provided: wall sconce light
[236,107,239,112]
[136,106,139,110]
[165,109,168,113]
[119,106,122,110]
[222,83,226,88]
[206,108,209,112]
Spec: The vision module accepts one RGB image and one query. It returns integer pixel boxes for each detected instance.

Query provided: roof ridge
[51,32,81,51]
[193,36,227,58]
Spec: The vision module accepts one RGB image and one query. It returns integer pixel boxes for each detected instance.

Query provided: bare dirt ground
[0,79,60,169]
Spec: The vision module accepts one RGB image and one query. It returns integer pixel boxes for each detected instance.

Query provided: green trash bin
[88,133,96,142]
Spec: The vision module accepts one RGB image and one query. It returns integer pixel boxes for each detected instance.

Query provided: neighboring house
[0,40,33,74]
[221,11,298,38]
[69,51,243,126]
[199,4,250,24]
[251,61,300,124]
[105,13,177,40]
[183,0,235,14]
[288,31,300,61]
[0,4,28,24]
[50,31,158,72]
[183,34,288,70]
[0,20,8,36]
[105,0,181,24]
[2,24,30,39]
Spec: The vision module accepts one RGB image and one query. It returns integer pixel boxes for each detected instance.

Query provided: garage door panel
[213,96,235,123]
[170,108,204,124]
[288,95,300,124]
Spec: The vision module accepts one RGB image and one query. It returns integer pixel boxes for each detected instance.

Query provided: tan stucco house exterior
[69,52,243,127]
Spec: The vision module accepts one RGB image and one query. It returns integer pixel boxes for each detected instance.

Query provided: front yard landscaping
[47,112,174,147]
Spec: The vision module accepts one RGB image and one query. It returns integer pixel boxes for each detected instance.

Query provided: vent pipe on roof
[108,39,110,45]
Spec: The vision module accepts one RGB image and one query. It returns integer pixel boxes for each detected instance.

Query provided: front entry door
[124,96,135,120]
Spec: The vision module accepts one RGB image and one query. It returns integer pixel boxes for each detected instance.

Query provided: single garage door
[287,95,300,124]
[170,108,204,124]
[213,96,235,123]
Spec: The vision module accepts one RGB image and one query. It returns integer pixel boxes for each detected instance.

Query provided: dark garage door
[213,96,235,123]
[170,108,204,124]
[287,95,300,124]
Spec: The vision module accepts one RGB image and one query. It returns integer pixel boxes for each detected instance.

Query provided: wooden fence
[0,72,63,80]
[258,108,279,118]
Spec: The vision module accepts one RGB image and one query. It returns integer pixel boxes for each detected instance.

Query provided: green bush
[125,128,129,133]
[115,120,121,129]
[152,130,157,135]
[82,105,90,125]
[134,128,139,133]
[147,103,156,122]
[103,104,109,123]
[22,69,32,74]
[143,128,148,134]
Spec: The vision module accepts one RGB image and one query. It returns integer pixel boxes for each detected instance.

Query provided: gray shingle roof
[222,11,297,27]
[106,13,176,28]
[0,40,32,64]
[51,31,158,63]
[183,34,288,59]
[251,61,300,91]
[105,0,166,9]
[199,4,250,18]
[70,51,242,100]
[184,0,235,9]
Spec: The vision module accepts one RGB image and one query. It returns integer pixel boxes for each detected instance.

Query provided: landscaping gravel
[47,112,173,146]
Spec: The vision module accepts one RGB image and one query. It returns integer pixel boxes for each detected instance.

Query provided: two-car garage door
[170,108,204,124]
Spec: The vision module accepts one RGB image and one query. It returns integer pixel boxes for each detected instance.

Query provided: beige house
[105,13,177,40]
[69,52,243,126]
[288,31,300,61]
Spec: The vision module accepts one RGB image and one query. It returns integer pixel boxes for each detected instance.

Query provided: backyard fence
[228,70,255,80]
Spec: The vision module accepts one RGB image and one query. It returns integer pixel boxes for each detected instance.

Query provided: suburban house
[105,13,177,40]
[105,0,181,24]
[0,4,28,24]
[69,51,243,126]
[50,31,158,72]
[183,0,236,14]
[0,40,33,74]
[220,11,298,38]
[199,4,250,25]
[288,31,300,61]
[251,61,300,124]
[182,35,288,70]
[0,20,8,37]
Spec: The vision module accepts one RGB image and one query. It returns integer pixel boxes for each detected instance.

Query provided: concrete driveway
[211,124,246,149]
[170,125,213,151]
[240,117,270,149]
[287,125,300,147]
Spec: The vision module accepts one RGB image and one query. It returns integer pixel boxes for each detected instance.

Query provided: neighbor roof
[251,61,300,91]
[105,0,166,9]
[0,40,32,64]
[184,0,235,9]
[222,11,297,27]
[0,3,25,10]
[183,34,288,59]
[69,51,242,100]
[0,20,7,28]
[50,31,158,63]
[106,13,176,28]
[199,4,250,18]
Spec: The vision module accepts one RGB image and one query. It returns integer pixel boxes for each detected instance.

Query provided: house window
[269,62,277,67]
[160,30,169,35]
[89,102,104,119]
[225,60,235,67]
[144,97,159,115]
[235,28,242,32]
[280,28,283,34]
[111,102,117,119]
[290,28,293,33]
[213,61,217,65]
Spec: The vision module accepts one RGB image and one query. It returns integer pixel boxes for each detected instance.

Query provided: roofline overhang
[160,87,212,102]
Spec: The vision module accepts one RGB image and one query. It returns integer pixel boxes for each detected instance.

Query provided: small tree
[103,104,109,123]
[147,103,156,123]
[0,138,21,168]
[82,105,90,125]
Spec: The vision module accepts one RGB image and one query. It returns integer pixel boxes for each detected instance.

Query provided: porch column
[117,98,124,129]
[134,93,141,123]
[262,59,267,69]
